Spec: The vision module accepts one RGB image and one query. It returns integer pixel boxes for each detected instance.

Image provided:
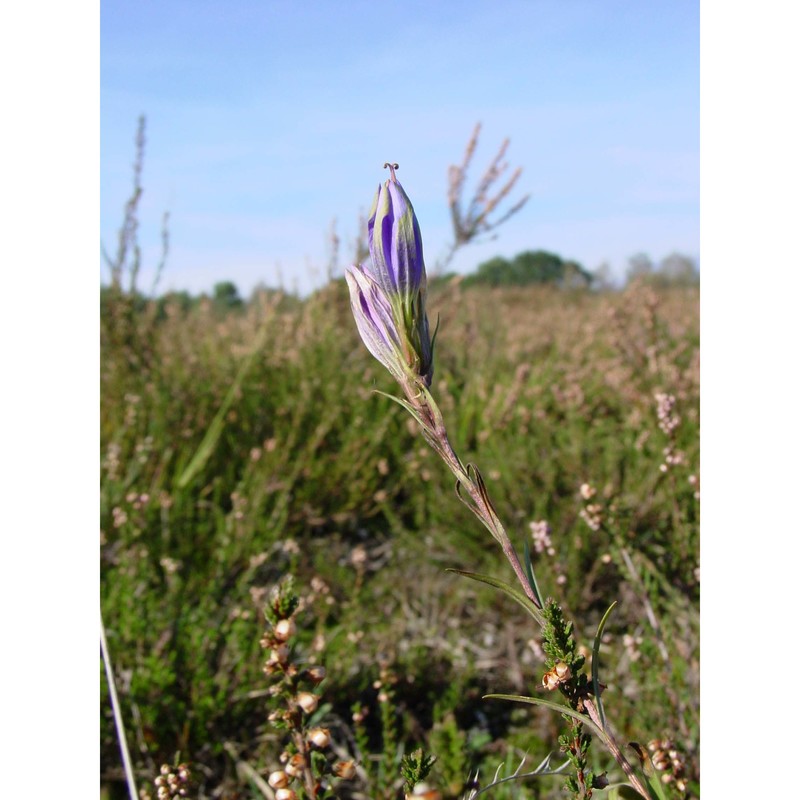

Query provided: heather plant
[344,164,696,799]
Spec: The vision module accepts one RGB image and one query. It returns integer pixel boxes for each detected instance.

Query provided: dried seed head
[333,760,357,779]
[554,661,572,681]
[305,665,327,685]
[542,670,560,691]
[542,661,572,690]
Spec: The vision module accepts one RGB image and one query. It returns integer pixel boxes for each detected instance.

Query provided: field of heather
[100,279,699,799]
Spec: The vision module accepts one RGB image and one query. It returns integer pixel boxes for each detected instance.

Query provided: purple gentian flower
[347,164,433,387]
[345,265,409,386]
[367,164,426,304]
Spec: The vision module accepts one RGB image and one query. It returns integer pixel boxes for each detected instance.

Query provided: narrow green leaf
[373,390,432,432]
[591,600,617,731]
[645,773,671,800]
[448,569,545,627]
[484,693,603,737]
[523,539,545,609]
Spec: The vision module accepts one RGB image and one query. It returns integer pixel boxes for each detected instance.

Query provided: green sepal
[447,569,546,627]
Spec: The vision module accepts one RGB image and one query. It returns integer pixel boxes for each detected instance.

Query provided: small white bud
[268,771,289,789]
[274,618,296,641]
[296,691,319,714]
[307,727,331,748]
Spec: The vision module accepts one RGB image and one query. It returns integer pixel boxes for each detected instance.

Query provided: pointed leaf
[484,694,603,737]
[373,390,431,432]
[448,569,545,626]
[591,600,617,730]
[523,539,545,609]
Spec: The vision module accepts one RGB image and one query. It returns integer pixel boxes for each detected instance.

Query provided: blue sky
[101,0,699,296]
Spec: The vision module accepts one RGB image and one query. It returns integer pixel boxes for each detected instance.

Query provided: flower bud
[307,727,331,748]
[305,665,326,685]
[333,760,357,779]
[275,789,297,800]
[284,753,306,777]
[347,164,433,388]
[367,165,425,303]
[268,771,290,789]
[296,691,319,714]
[274,618,296,642]
[273,643,289,663]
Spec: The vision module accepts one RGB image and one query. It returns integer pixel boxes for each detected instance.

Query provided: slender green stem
[412,386,541,609]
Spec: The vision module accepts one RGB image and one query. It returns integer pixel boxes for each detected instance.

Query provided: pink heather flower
[529,520,552,554]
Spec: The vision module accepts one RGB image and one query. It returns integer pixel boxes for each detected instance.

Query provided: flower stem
[410,384,541,609]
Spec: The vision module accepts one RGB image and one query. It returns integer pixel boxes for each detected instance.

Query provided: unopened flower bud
[268,771,289,789]
[273,643,289,663]
[274,618,296,641]
[346,165,434,388]
[333,760,357,779]
[275,789,297,800]
[296,691,319,714]
[305,665,326,685]
[284,753,306,777]
[307,727,331,748]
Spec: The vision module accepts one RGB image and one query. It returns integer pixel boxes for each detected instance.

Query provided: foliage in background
[101,275,699,799]
[101,117,698,799]
[464,250,594,289]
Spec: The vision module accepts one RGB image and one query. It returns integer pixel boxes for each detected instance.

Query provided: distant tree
[626,252,654,284]
[658,252,699,286]
[465,256,514,287]
[624,252,699,288]
[213,281,243,310]
[465,249,592,288]
[591,261,617,292]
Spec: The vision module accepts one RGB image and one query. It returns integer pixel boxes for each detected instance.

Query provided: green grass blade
[176,323,269,489]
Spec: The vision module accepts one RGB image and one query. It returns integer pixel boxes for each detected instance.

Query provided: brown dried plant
[440,122,530,271]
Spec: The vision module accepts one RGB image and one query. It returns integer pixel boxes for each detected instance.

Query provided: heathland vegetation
[101,121,698,800]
